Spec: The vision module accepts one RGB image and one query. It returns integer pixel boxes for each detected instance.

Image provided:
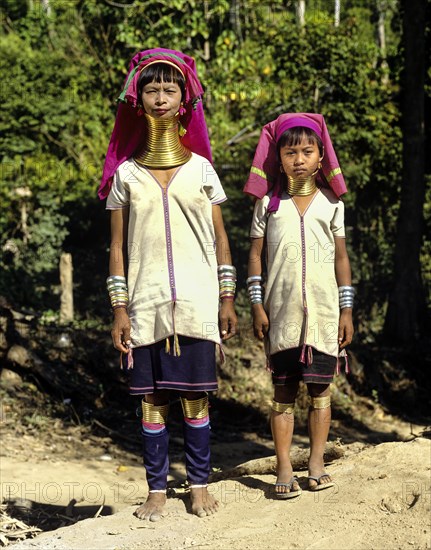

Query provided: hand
[111,308,131,353]
[219,300,238,340]
[338,309,354,349]
[252,304,269,340]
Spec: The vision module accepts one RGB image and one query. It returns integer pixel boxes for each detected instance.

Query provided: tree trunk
[297,0,305,27]
[334,0,340,27]
[384,0,427,341]
[60,253,74,324]
[376,1,389,84]
[230,0,243,43]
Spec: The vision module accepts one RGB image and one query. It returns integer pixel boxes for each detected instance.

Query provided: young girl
[244,113,354,498]
[99,48,237,520]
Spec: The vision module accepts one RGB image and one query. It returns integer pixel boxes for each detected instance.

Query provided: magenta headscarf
[243,113,347,212]
[98,48,213,200]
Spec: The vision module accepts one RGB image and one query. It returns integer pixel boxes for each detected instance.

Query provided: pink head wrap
[98,48,213,200]
[243,113,347,212]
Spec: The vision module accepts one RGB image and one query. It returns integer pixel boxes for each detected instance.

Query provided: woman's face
[141,80,182,119]
[279,137,323,179]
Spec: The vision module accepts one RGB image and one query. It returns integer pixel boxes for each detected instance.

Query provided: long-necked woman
[99,48,237,521]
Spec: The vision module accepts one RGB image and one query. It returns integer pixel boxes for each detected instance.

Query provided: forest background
[0,0,430,410]
[1,3,431,546]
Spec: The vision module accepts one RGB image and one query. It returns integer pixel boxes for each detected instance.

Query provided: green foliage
[202,2,406,331]
[0,0,429,342]
[0,1,111,307]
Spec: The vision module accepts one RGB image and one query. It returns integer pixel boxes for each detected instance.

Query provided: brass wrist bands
[218,264,237,301]
[107,275,129,310]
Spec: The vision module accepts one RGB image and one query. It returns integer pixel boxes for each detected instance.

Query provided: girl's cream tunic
[250,188,345,358]
[106,153,227,348]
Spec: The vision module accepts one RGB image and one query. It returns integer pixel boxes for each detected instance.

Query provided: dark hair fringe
[277,127,324,159]
[138,63,186,100]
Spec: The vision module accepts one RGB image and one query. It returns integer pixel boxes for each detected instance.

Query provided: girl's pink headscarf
[243,113,347,212]
[98,48,212,200]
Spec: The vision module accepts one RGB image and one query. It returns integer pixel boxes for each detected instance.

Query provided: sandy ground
[2,432,430,550]
[1,347,430,550]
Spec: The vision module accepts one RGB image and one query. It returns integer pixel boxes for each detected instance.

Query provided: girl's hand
[219,300,238,340]
[111,308,131,353]
[338,309,354,349]
[252,304,269,340]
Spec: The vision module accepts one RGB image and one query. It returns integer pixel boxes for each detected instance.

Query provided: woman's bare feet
[190,486,219,517]
[134,492,167,521]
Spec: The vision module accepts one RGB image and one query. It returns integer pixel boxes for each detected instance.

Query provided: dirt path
[3,435,431,550]
[1,335,430,549]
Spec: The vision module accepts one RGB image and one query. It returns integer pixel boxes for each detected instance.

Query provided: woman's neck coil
[134,113,191,168]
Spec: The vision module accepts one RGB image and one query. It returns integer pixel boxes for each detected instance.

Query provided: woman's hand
[252,304,269,340]
[338,309,354,349]
[111,308,131,353]
[219,300,238,340]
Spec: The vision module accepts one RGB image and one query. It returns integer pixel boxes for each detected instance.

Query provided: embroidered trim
[250,166,268,180]
[326,167,342,182]
[118,52,187,103]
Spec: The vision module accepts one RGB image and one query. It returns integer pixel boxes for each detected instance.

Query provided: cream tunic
[107,153,227,347]
[250,188,345,357]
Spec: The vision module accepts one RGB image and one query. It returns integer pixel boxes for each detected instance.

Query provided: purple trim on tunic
[300,215,307,307]
[130,380,218,392]
[145,166,183,302]
[302,372,334,378]
[299,214,307,363]
[162,187,176,301]
[290,193,320,362]
[211,197,228,205]
[156,380,217,386]
[272,374,302,381]
[130,382,218,395]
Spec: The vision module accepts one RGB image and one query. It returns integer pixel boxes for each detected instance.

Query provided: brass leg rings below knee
[141,399,169,424]
[309,396,331,410]
[180,395,209,419]
[271,400,295,415]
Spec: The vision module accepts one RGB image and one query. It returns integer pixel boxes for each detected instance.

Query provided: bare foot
[134,492,167,521]
[190,486,219,517]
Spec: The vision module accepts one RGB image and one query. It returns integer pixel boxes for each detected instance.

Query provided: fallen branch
[209,441,344,482]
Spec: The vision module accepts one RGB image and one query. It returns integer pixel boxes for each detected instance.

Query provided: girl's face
[141,80,182,119]
[279,137,323,179]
